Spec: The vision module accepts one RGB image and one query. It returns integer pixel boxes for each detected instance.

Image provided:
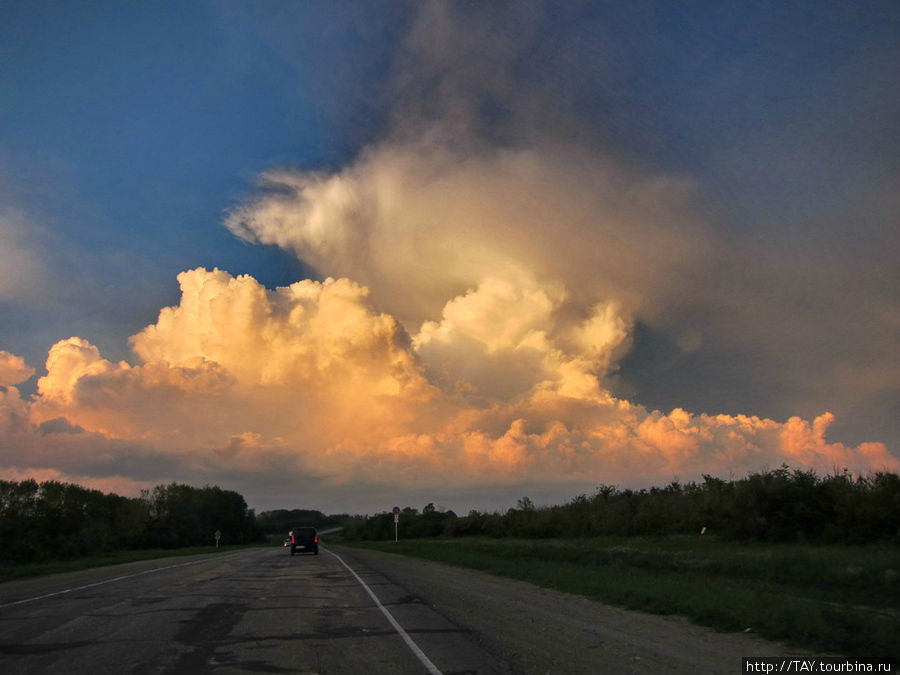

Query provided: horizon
[4,463,888,519]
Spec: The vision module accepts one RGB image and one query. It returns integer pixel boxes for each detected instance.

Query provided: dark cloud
[38,417,85,435]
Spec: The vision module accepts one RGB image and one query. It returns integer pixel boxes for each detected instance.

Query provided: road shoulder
[333,545,826,674]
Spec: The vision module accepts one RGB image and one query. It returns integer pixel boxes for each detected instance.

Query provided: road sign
[392,506,401,515]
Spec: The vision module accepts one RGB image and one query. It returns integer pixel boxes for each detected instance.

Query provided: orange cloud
[0,259,895,508]
[0,349,34,387]
[0,466,155,498]
[30,269,436,453]
[2,250,896,506]
[217,129,900,508]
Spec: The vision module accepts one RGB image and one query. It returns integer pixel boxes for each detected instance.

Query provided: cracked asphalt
[0,546,506,674]
[0,545,819,674]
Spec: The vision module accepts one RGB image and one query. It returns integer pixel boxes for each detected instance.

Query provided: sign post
[214,529,221,549]
[392,506,400,543]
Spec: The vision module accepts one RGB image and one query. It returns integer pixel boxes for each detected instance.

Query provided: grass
[0,544,263,583]
[337,535,900,661]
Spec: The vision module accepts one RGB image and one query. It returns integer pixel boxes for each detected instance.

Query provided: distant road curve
[0,545,821,673]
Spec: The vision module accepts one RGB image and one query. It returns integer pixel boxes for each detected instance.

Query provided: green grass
[0,544,264,583]
[337,536,900,661]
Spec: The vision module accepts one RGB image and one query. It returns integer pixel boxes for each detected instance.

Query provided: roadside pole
[392,506,400,543]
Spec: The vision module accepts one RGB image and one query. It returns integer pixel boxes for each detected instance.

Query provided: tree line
[0,480,262,563]
[343,467,900,545]
[3,466,897,563]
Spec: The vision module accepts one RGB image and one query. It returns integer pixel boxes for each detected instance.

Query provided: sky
[1,0,898,515]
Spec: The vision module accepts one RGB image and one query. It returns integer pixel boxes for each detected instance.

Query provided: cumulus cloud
[0,385,30,435]
[2,261,894,510]
[226,141,710,332]
[213,25,896,503]
[30,268,435,451]
[0,351,34,436]
[0,350,34,387]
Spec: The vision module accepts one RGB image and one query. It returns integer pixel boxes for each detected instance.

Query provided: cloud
[215,101,900,500]
[0,390,178,497]
[30,268,434,450]
[0,351,34,436]
[2,261,894,510]
[38,417,86,435]
[0,385,30,435]
[0,465,155,498]
[0,350,34,387]
[414,277,630,404]
[226,140,712,331]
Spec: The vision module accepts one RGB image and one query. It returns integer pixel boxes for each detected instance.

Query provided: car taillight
[314,537,318,543]
[291,536,295,543]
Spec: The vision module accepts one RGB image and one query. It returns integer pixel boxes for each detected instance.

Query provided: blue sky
[1,1,897,511]
[3,2,343,350]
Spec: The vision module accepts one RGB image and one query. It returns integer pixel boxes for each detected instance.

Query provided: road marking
[0,551,248,609]
[325,548,443,675]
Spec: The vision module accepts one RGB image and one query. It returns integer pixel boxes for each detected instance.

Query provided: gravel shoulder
[335,545,829,674]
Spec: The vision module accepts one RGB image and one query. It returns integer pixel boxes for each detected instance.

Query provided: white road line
[325,548,443,675]
[0,551,248,609]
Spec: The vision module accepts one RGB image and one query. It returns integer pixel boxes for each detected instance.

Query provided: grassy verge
[0,544,265,583]
[337,536,900,661]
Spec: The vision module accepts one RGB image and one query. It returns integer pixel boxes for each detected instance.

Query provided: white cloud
[226,141,711,332]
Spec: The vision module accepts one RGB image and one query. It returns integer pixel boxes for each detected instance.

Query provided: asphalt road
[0,546,507,674]
[0,544,818,674]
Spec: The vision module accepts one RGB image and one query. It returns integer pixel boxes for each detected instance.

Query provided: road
[0,545,818,674]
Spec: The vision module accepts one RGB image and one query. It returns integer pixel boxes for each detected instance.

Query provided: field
[339,535,900,661]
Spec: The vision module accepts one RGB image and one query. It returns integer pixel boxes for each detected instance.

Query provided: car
[288,526,319,556]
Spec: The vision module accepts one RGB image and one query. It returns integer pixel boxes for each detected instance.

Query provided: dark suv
[289,527,319,556]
